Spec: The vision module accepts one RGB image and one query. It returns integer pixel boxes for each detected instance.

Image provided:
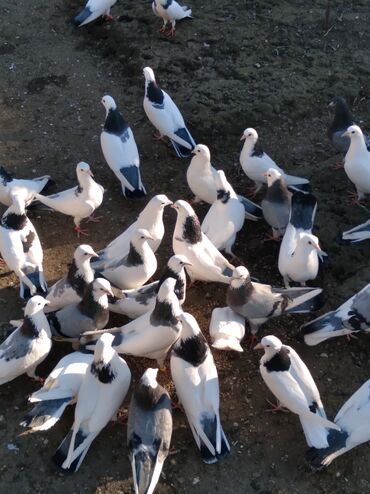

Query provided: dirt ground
[0,0,369,492]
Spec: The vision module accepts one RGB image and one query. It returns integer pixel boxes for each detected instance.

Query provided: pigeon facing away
[306,378,370,471]
[0,165,52,207]
[21,351,93,431]
[171,312,230,464]
[227,266,325,336]
[73,0,116,27]
[172,200,235,284]
[261,168,291,240]
[209,307,245,352]
[341,218,370,244]
[0,296,51,385]
[31,162,104,237]
[343,125,370,202]
[255,335,340,448]
[127,368,172,494]
[301,283,370,345]
[0,193,47,299]
[100,95,146,198]
[143,67,196,158]
[239,128,309,195]
[152,0,192,36]
[45,245,99,313]
[52,333,131,473]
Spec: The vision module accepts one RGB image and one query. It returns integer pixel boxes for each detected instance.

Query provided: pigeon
[152,0,192,36]
[30,162,104,237]
[172,200,235,284]
[239,128,309,195]
[301,283,370,345]
[143,67,196,158]
[91,194,172,271]
[81,277,182,367]
[186,144,262,219]
[209,307,245,352]
[100,95,146,198]
[45,245,99,313]
[170,312,230,463]
[0,296,51,385]
[0,193,47,299]
[261,168,291,240]
[341,218,370,244]
[47,278,113,339]
[21,351,94,431]
[0,165,52,207]
[278,190,326,287]
[306,378,370,471]
[73,0,116,27]
[343,125,370,202]
[201,170,245,257]
[254,335,340,448]
[227,266,325,337]
[109,254,191,318]
[96,229,157,290]
[127,368,172,494]
[52,333,131,473]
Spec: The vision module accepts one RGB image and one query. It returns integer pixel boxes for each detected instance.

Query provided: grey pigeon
[261,168,291,240]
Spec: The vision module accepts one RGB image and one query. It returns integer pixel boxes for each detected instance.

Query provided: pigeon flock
[0,2,370,492]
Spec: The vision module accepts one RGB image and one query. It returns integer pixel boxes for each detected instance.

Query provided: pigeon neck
[140,203,164,228]
[67,259,91,297]
[262,346,290,371]
[217,189,231,203]
[146,80,164,106]
[126,241,144,266]
[173,330,208,366]
[181,214,202,244]
[150,291,181,327]
[104,107,128,135]
[349,134,368,153]
[1,211,28,230]
[20,315,42,338]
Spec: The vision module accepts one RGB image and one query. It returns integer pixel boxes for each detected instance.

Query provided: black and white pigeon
[52,333,131,473]
[341,218,370,244]
[343,125,370,202]
[0,165,52,207]
[109,254,191,318]
[47,278,113,339]
[73,0,116,27]
[170,312,230,464]
[127,368,172,494]
[0,192,47,299]
[143,67,196,158]
[306,378,370,471]
[261,168,291,240]
[0,296,51,385]
[172,200,235,284]
[227,266,325,338]
[81,277,182,366]
[255,335,340,448]
[91,194,172,271]
[45,244,99,313]
[301,283,370,345]
[100,95,146,198]
[152,0,192,36]
[21,351,94,431]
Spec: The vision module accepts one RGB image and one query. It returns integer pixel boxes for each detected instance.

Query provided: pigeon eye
[351,131,355,134]
[266,344,270,347]
[308,241,312,245]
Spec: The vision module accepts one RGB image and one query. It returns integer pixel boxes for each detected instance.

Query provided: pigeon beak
[253,343,264,350]
[183,261,192,266]
[44,300,51,306]
[146,234,154,241]
[166,200,173,206]
[91,252,100,259]
[191,149,196,155]
[240,134,246,141]
[262,172,268,177]
[341,130,349,137]
[170,204,177,210]
[88,169,94,177]
[106,287,114,297]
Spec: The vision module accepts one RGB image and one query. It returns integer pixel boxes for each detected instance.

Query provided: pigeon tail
[285,288,326,314]
[20,397,71,431]
[119,165,147,197]
[170,139,193,158]
[341,219,370,244]
[199,416,230,464]
[21,270,48,300]
[130,444,161,494]
[237,195,263,220]
[27,199,54,212]
[301,311,348,346]
[170,127,195,158]
[300,417,331,449]
[289,191,317,230]
[73,7,93,26]
[52,428,92,473]
[305,429,349,471]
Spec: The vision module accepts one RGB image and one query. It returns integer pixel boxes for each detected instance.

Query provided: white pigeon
[343,124,370,202]
[52,333,131,473]
[45,244,99,313]
[201,169,245,256]
[172,200,235,284]
[143,67,196,158]
[21,351,94,431]
[0,165,52,207]
[209,307,245,352]
[152,0,192,36]
[341,218,370,244]
[0,296,51,385]
[91,194,172,271]
[31,162,104,237]
[255,335,340,448]
[100,95,146,198]
[239,128,309,195]
[306,378,370,471]
[301,283,370,345]
[0,192,47,299]
[170,312,230,464]
[73,0,116,27]
[127,368,172,494]
[97,229,157,290]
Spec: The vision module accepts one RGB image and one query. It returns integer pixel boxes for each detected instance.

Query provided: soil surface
[0,1,370,493]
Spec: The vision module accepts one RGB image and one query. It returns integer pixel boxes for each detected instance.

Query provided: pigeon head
[167,254,191,272]
[296,233,324,254]
[150,194,173,210]
[93,332,116,362]
[24,295,50,316]
[240,127,258,143]
[171,199,196,218]
[230,266,251,287]
[132,228,154,245]
[191,144,211,164]
[215,169,229,190]
[342,124,363,140]
[8,190,27,215]
[254,334,282,352]
[157,277,177,302]
[178,312,202,338]
[76,162,94,179]
[75,244,99,263]
[92,278,114,299]
[263,168,282,185]
[101,95,117,112]
[143,66,156,83]
[141,368,159,388]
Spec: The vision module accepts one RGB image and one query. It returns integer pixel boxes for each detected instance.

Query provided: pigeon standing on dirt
[73,0,116,27]
[301,283,370,345]
[261,168,291,240]
[127,368,172,494]
[0,296,51,385]
[170,312,230,464]
[100,95,146,198]
[52,333,131,473]
[152,0,192,36]
[343,125,370,202]
[255,335,340,448]
[0,166,52,207]
[143,67,196,158]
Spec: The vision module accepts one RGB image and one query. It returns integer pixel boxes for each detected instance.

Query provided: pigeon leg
[153,131,166,142]
[262,231,281,243]
[332,161,344,170]
[265,398,289,413]
[171,401,184,413]
[159,21,168,32]
[346,332,358,342]
[246,183,262,198]
[86,214,103,223]
[245,332,258,348]
[115,410,128,425]
[74,225,89,237]
[347,190,364,206]
[167,20,176,37]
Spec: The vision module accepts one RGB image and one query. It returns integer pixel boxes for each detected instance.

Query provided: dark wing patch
[90,360,116,383]
[182,215,202,244]
[173,333,208,366]
[147,81,164,108]
[264,347,291,372]
[22,231,35,253]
